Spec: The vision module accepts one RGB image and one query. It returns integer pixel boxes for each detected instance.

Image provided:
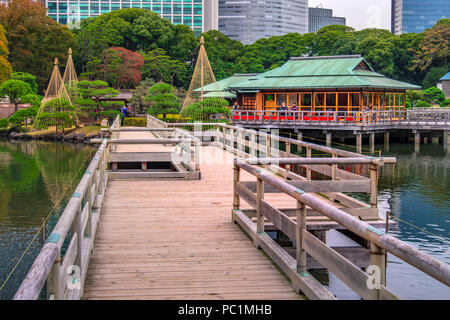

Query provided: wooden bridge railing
[233,158,450,300]
[231,110,450,127]
[14,139,109,300]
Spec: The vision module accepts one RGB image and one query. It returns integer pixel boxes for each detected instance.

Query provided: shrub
[440,99,450,108]
[123,117,146,127]
[180,98,231,121]
[415,100,431,108]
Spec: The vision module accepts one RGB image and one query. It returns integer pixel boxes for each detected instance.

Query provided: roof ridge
[290,55,362,61]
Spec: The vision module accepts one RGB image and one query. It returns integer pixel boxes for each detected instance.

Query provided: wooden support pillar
[369,242,386,298]
[251,132,257,157]
[414,131,420,153]
[298,132,303,153]
[356,133,362,154]
[112,162,118,171]
[384,131,389,150]
[141,162,147,171]
[325,132,332,148]
[255,178,265,248]
[232,162,240,212]
[222,127,226,150]
[369,164,378,208]
[370,132,375,155]
[306,147,312,180]
[285,141,291,175]
[444,131,449,154]
[296,201,307,273]
[266,134,271,158]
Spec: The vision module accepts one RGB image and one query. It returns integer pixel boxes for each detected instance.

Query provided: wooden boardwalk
[84,131,305,300]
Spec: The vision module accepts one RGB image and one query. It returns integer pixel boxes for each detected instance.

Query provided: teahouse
[227,55,420,113]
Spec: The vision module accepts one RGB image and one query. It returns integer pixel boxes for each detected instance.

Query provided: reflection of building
[226,55,420,112]
[391,0,450,35]
[437,72,450,99]
[218,0,308,45]
[308,7,346,33]
[45,0,208,35]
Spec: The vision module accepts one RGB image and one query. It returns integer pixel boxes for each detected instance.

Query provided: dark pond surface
[0,139,95,299]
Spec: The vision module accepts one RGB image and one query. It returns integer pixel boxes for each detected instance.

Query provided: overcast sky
[308,0,391,30]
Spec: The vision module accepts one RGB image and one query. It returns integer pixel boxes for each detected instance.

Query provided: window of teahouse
[276,94,287,107]
[326,93,337,111]
[350,93,360,107]
[264,94,275,108]
[338,93,348,107]
[288,94,299,106]
[301,93,312,110]
[314,93,325,112]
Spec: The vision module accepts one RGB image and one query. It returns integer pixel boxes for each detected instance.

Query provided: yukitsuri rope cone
[62,48,81,103]
[182,36,225,122]
[32,57,78,134]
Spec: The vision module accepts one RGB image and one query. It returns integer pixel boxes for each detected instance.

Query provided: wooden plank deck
[84,131,305,300]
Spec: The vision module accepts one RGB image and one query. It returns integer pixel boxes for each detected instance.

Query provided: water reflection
[0,139,94,299]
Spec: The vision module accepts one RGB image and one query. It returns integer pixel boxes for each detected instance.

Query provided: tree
[412,19,450,72]
[422,87,445,106]
[0,79,32,112]
[180,98,231,122]
[100,47,144,88]
[11,72,38,93]
[406,90,424,109]
[145,83,180,118]
[131,78,155,113]
[0,0,75,92]
[0,24,11,83]
[36,98,77,133]
[142,48,188,87]
[76,80,119,118]
[422,65,449,89]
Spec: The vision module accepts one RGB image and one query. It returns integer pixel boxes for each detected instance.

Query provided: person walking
[121,105,128,126]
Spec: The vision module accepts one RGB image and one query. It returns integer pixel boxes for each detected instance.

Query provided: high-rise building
[45,0,208,36]
[308,7,346,33]
[218,0,308,45]
[204,0,218,31]
[391,0,450,35]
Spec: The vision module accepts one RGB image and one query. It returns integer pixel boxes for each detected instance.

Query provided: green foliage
[123,117,146,127]
[0,79,32,103]
[180,98,230,121]
[98,109,121,120]
[36,98,77,132]
[441,99,450,107]
[145,83,180,116]
[422,65,449,89]
[11,72,38,93]
[76,80,120,120]
[142,48,188,87]
[20,93,41,108]
[422,87,445,105]
[0,117,8,128]
[8,106,38,128]
[415,100,432,108]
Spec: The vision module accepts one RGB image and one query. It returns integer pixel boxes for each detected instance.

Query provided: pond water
[0,139,448,300]
[0,139,95,299]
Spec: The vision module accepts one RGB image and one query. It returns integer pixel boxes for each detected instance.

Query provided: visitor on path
[121,105,128,126]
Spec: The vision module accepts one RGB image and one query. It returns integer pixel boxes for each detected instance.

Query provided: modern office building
[45,0,212,36]
[308,7,346,33]
[218,0,308,45]
[391,0,450,35]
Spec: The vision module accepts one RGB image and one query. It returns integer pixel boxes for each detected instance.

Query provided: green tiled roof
[194,74,260,93]
[229,56,421,91]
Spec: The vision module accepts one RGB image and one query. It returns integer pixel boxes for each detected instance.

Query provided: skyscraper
[218,0,308,45]
[391,0,450,35]
[45,0,209,36]
[308,7,346,33]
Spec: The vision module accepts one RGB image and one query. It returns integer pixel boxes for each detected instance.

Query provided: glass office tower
[45,0,206,36]
[218,0,308,45]
[308,7,346,33]
[391,0,450,34]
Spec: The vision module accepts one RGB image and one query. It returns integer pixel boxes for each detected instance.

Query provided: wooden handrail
[235,161,450,293]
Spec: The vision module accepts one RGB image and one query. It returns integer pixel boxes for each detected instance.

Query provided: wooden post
[369,164,378,208]
[384,131,389,148]
[286,141,291,175]
[230,128,235,152]
[370,242,386,299]
[256,178,265,234]
[298,132,303,153]
[370,132,375,155]
[194,139,201,172]
[414,131,420,153]
[233,162,240,211]
[251,131,257,157]
[222,127,226,150]
[331,153,337,180]
[325,132,332,148]
[45,250,61,300]
[444,130,449,154]
[266,134,271,158]
[356,133,362,154]
[306,147,311,180]
[296,201,307,273]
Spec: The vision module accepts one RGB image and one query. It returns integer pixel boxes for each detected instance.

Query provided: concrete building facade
[308,7,346,33]
[218,0,308,45]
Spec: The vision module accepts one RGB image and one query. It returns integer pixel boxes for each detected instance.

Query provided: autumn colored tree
[0,0,74,92]
[102,47,144,88]
[0,24,11,83]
